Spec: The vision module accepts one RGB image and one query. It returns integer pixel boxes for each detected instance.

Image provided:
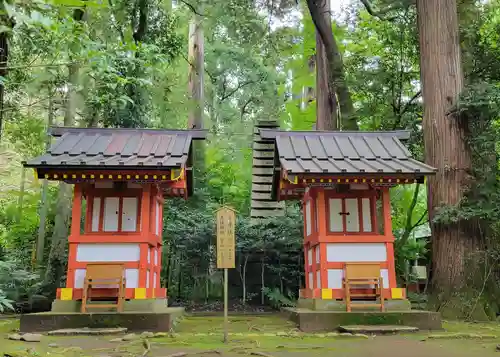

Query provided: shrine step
[48,327,127,336]
[339,325,419,335]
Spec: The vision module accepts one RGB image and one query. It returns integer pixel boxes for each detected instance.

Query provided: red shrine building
[24,127,206,312]
[259,129,436,310]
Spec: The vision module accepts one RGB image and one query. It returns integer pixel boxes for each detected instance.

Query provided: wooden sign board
[216,206,236,269]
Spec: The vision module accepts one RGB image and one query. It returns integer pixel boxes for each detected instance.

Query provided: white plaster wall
[74,269,86,289]
[345,198,359,232]
[154,250,158,265]
[307,249,312,266]
[76,244,140,262]
[381,269,389,289]
[326,243,387,262]
[103,197,119,231]
[91,197,101,232]
[315,247,319,264]
[122,197,138,232]
[146,270,150,288]
[125,269,139,288]
[328,198,343,232]
[308,272,313,288]
[361,198,372,232]
[327,269,343,289]
[316,271,321,289]
[305,201,311,236]
[154,272,157,288]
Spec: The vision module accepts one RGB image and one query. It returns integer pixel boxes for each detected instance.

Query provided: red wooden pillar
[382,188,397,290]
[66,184,82,289]
[139,184,151,294]
[317,189,328,290]
[156,194,164,296]
[303,242,309,291]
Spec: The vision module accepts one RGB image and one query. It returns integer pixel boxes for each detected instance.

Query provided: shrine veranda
[19,125,442,332]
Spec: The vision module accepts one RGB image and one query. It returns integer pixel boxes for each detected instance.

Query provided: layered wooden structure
[259,129,436,306]
[24,127,206,307]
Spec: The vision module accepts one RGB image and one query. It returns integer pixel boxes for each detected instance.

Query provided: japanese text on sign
[216,207,236,269]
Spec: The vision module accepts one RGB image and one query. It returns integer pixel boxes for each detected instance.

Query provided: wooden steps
[250,120,284,220]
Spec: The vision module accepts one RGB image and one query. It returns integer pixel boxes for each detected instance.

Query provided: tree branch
[359,0,403,20]
[178,0,210,17]
[392,90,422,130]
[410,210,428,231]
[219,80,255,102]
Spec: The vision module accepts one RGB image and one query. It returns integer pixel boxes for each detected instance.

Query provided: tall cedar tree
[417,0,481,302]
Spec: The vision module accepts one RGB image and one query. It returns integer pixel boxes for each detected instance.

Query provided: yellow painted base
[134,288,147,299]
[60,288,73,301]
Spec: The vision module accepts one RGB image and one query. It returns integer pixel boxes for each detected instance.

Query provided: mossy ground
[2,315,500,356]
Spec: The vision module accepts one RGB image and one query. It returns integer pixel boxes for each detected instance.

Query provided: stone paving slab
[339,325,419,334]
[48,327,128,336]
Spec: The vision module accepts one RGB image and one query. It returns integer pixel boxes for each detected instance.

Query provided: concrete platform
[282,308,442,332]
[20,308,184,333]
[338,325,419,334]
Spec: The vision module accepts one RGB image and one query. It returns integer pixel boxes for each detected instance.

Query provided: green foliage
[0,259,40,304]
[0,290,14,313]
[262,287,296,309]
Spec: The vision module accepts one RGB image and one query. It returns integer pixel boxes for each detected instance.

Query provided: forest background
[0,0,499,320]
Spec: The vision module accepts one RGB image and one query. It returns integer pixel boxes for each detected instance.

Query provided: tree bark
[187,15,204,130]
[187,13,205,185]
[417,0,479,302]
[315,9,338,130]
[306,0,358,130]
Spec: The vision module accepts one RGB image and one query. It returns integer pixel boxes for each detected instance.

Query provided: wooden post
[223,267,228,344]
[216,206,236,344]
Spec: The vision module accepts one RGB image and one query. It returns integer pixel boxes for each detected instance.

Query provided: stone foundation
[282,307,442,332]
[20,308,184,333]
[51,298,170,313]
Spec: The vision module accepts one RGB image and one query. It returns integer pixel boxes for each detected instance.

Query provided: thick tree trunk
[315,25,338,130]
[306,0,358,130]
[187,15,204,130]
[417,0,479,302]
[187,14,205,184]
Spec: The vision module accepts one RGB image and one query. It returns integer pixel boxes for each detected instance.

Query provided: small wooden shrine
[259,129,436,311]
[23,127,206,315]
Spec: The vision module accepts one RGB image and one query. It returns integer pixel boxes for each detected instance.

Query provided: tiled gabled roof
[259,129,436,175]
[24,127,207,169]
